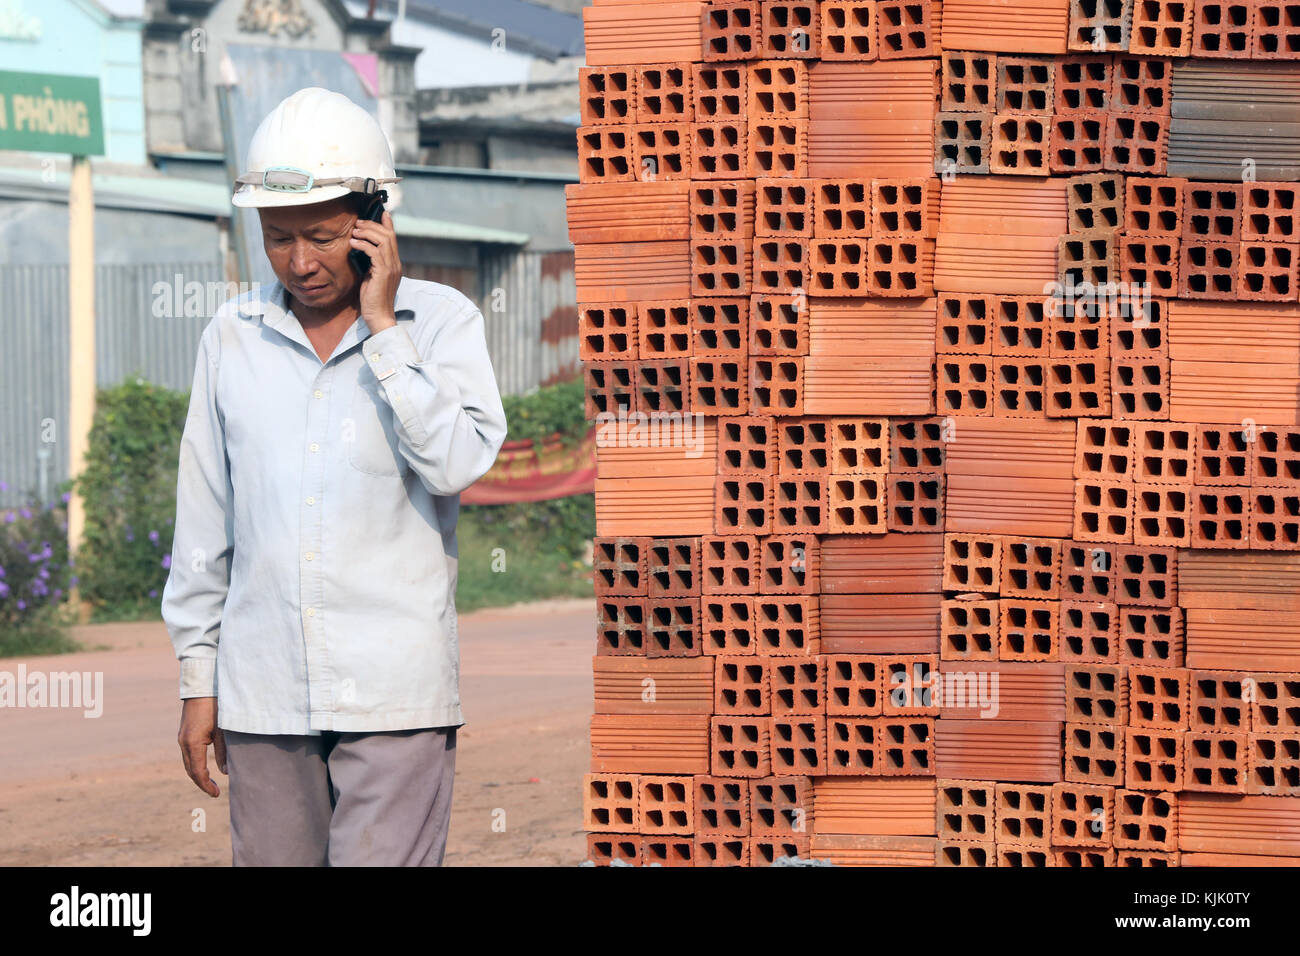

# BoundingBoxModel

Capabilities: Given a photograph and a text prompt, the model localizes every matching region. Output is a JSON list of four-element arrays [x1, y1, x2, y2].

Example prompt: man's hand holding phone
[[350, 200, 403, 335]]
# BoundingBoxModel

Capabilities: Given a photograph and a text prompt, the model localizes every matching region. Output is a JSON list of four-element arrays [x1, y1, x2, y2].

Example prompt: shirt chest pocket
[[345, 379, 405, 477]]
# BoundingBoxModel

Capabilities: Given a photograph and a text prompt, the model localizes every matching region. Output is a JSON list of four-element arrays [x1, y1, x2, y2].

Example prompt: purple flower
[[161, 554, 172, 570], [0, 480, 7, 491], [61, 491, 70, 503], [4, 512, 13, 524], [125, 530, 134, 542], [148, 530, 160, 544], [69, 575, 79, 587], [0, 582, 8, 597], [148, 588, 158, 599], [0, 565, 5, 577], [52, 588, 62, 599], [19, 507, 30, 520], [16, 599, 25, 610], [38, 568, 49, 580]]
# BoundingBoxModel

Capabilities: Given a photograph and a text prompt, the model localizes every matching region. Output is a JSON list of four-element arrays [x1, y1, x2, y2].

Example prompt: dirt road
[[0, 600, 594, 866]]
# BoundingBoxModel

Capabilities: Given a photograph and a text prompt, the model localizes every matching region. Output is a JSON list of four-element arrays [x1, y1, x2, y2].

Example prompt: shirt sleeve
[[359, 302, 508, 496], [160, 321, 235, 699]]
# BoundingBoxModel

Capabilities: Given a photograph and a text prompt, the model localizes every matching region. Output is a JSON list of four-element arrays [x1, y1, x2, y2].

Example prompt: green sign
[[0, 70, 103, 156]]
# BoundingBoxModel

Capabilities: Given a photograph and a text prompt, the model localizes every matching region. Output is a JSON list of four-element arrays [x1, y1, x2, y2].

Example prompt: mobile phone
[[349, 189, 389, 277]]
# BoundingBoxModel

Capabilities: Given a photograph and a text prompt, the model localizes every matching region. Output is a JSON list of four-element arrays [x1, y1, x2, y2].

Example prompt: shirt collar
[[237, 275, 418, 357]]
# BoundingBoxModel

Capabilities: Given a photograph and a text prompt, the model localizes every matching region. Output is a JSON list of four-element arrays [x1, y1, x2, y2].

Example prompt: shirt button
[[310, 442, 319, 452], [314, 389, 323, 399], [306, 608, 316, 617], [306, 496, 315, 505], [305, 552, 314, 561], [370, 353, 381, 362]]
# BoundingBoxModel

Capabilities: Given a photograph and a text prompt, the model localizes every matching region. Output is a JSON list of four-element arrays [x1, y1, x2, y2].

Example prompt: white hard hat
[[231, 87, 402, 209]]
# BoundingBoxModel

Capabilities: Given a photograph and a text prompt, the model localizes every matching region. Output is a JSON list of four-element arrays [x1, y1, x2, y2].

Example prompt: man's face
[[258, 195, 361, 309]]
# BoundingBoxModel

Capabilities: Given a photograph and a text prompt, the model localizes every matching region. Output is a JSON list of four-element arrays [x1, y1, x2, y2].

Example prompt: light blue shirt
[[161, 276, 507, 734]]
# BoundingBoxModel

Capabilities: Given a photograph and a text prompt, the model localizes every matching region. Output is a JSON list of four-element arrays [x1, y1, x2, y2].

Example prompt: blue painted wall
[[0, 0, 146, 165]]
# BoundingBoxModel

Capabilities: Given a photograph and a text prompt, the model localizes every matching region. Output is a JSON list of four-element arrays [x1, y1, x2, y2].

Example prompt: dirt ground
[[0, 599, 594, 866]]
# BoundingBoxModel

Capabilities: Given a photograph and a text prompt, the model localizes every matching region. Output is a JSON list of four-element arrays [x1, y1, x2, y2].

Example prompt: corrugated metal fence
[[480, 248, 580, 395], [0, 261, 222, 510], [0, 252, 578, 509]]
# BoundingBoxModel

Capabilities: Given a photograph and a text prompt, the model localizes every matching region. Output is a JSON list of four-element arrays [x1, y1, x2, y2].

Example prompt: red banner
[[460, 429, 596, 505]]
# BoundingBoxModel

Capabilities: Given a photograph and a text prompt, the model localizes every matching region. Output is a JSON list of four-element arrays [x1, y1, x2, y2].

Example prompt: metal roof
[[366, 0, 584, 58]]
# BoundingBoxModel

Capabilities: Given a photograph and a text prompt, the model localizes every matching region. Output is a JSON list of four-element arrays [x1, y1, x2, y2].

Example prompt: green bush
[[455, 376, 595, 610], [499, 376, 588, 448], [73, 376, 188, 622], [0, 494, 78, 656]]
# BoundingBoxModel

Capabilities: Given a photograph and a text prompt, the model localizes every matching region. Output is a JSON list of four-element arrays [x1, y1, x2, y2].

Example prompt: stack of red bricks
[[572, 0, 1300, 865]]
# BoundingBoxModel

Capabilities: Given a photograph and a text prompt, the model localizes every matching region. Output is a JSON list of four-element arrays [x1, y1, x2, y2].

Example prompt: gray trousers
[[223, 726, 457, 866]]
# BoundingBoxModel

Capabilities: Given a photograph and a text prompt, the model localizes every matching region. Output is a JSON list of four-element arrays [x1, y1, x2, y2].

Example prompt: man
[[161, 87, 508, 866]]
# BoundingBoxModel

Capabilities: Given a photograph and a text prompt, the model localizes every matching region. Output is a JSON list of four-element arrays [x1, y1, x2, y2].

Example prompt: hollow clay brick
[[1251, 0, 1300, 57], [1055, 53, 1114, 110], [999, 598, 1060, 661], [759, 0, 821, 59], [1130, 0, 1196, 54], [584, 773, 640, 832], [1191, 0, 1253, 57], [1110, 54, 1171, 112], [1129, 663, 1191, 729], [646, 597, 702, 657], [937, 780, 997, 842], [695, 775, 751, 835], [648, 536, 702, 598], [694, 63, 749, 121], [1125, 726, 1184, 790], [1183, 730, 1248, 793], [935, 111, 992, 176], [759, 534, 821, 593], [586, 833, 640, 866], [996, 783, 1054, 847], [1051, 781, 1115, 847], [1065, 722, 1126, 785], [875, 0, 939, 58], [595, 536, 652, 597], [715, 655, 772, 715], [750, 775, 813, 835], [1118, 605, 1185, 666], [1067, 662, 1130, 723], [1114, 788, 1177, 851], [1060, 599, 1120, 662], [771, 657, 824, 715], [581, 303, 638, 361], [639, 774, 695, 834], [711, 715, 773, 777], [701, 594, 758, 655], [769, 714, 826, 773], [1073, 478, 1134, 544], [941, 599, 1000, 661], [820, 0, 879, 60], [598, 596, 649, 656], [692, 121, 749, 179], [824, 654, 883, 714], [702, 1, 761, 61], [754, 594, 821, 655]]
